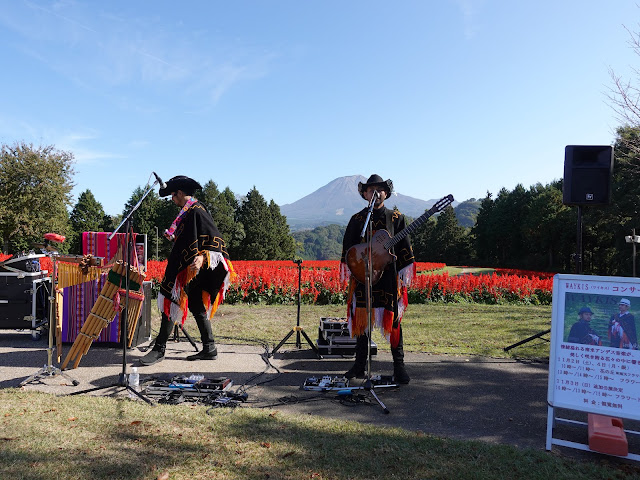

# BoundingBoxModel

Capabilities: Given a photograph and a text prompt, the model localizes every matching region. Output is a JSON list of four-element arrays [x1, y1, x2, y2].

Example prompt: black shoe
[[393, 364, 410, 384], [186, 348, 218, 361], [140, 347, 165, 366], [345, 364, 366, 379]]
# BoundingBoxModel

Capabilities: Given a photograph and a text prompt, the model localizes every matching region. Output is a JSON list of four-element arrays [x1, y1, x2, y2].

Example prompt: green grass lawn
[[2, 303, 637, 480], [1, 389, 638, 480], [189, 303, 552, 360]]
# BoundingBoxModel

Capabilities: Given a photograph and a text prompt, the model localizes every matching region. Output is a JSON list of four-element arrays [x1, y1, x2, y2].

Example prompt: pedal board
[[302, 374, 397, 392], [144, 375, 233, 398], [302, 375, 350, 391]]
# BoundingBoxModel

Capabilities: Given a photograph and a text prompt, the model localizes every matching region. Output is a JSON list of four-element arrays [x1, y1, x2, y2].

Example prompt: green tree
[[121, 187, 167, 262], [411, 216, 437, 262], [235, 187, 271, 260], [268, 200, 296, 260], [293, 224, 346, 260], [0, 142, 74, 253], [431, 206, 469, 265], [471, 192, 499, 265], [579, 126, 640, 276], [199, 182, 244, 257], [235, 187, 295, 260], [68, 190, 106, 254]]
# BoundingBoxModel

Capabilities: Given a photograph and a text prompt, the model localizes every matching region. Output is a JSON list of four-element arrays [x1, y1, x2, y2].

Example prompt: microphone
[[153, 172, 167, 189], [367, 189, 380, 207]]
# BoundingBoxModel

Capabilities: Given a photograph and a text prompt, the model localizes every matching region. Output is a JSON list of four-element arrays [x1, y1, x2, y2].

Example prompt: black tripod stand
[[270, 259, 321, 358], [69, 180, 158, 405], [20, 246, 79, 387]]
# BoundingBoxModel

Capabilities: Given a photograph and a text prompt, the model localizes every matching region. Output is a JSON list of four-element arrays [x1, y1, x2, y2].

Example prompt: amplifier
[[0, 272, 50, 333]]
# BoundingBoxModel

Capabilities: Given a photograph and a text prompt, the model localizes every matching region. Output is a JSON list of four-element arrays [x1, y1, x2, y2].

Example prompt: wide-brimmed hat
[[578, 306, 593, 315], [159, 175, 202, 197], [357, 174, 393, 199]]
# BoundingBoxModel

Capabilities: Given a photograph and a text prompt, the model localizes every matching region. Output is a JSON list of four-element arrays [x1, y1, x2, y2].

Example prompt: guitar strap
[[386, 208, 400, 327]]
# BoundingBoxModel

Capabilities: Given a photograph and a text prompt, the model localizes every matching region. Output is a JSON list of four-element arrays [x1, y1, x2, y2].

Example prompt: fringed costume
[[157, 200, 235, 325], [140, 175, 236, 366], [341, 205, 415, 348]]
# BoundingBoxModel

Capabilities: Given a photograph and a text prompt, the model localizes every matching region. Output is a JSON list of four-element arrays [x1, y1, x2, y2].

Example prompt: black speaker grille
[[563, 145, 613, 206]]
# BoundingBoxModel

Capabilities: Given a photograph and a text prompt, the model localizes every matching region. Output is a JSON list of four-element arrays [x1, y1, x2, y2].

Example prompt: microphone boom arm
[[109, 177, 160, 240]]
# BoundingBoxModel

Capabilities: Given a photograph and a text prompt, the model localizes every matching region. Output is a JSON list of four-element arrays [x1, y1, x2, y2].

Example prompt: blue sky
[[0, 1, 637, 216]]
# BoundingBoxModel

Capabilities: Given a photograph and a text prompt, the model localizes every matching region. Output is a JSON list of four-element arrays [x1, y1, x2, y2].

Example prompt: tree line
[[295, 126, 639, 277], [1, 126, 638, 275], [0, 142, 295, 261], [409, 126, 638, 276]]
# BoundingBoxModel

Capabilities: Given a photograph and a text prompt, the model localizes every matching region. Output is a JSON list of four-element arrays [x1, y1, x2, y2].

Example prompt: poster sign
[[548, 274, 640, 421]]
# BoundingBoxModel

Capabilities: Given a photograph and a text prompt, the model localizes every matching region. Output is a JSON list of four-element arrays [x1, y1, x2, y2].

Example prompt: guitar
[[346, 194, 454, 285]]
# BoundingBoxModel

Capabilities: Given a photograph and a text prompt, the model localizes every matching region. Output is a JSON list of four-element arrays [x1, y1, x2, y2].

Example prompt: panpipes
[[61, 261, 145, 370], [56, 260, 106, 289]]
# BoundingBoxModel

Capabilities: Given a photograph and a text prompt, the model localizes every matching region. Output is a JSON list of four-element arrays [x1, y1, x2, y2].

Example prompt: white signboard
[[548, 274, 640, 421]]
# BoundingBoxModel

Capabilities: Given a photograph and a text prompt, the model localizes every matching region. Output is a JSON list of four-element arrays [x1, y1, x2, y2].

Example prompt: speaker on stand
[[504, 145, 614, 353], [562, 145, 614, 274]]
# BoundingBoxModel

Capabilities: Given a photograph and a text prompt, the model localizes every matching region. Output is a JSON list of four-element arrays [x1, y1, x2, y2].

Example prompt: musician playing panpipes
[[140, 175, 235, 366], [340, 174, 414, 384]]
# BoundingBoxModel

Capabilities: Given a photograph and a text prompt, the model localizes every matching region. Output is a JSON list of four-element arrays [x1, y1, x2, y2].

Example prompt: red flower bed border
[[0, 254, 553, 305]]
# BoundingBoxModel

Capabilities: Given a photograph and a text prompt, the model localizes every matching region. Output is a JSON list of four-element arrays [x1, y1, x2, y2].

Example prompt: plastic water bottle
[[128, 367, 140, 393]]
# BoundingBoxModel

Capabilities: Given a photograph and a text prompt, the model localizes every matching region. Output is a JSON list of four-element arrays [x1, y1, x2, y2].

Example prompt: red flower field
[[0, 254, 553, 305]]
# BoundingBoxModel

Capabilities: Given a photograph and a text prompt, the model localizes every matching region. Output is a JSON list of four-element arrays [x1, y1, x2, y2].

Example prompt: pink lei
[[164, 197, 197, 240]]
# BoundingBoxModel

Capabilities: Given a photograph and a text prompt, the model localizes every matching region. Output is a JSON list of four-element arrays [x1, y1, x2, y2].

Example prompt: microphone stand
[[69, 179, 158, 405], [359, 191, 391, 414], [270, 259, 322, 358]]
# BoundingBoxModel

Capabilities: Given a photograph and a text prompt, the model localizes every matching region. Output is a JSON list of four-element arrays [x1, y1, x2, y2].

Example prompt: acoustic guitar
[[346, 194, 454, 285]]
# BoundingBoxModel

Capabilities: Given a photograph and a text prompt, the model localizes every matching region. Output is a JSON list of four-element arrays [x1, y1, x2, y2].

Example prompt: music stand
[[270, 259, 321, 358], [20, 244, 79, 387], [69, 181, 157, 405], [358, 191, 393, 414]]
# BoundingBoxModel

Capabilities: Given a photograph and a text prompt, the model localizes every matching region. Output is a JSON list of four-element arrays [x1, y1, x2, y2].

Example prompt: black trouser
[[354, 325, 404, 365], [155, 275, 215, 350]]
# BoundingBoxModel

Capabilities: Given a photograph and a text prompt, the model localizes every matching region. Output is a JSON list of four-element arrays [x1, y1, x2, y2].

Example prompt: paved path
[[1, 331, 638, 456]]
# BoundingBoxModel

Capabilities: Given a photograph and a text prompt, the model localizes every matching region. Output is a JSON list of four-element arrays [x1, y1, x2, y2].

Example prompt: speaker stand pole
[[576, 205, 583, 275]]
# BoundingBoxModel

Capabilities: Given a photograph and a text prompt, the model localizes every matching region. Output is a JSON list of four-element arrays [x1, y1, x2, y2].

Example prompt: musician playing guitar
[[340, 174, 415, 384]]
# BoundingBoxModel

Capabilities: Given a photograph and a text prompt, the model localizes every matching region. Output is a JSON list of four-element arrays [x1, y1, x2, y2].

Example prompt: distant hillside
[[292, 199, 478, 260], [293, 224, 346, 260], [281, 175, 455, 231], [455, 198, 481, 228]]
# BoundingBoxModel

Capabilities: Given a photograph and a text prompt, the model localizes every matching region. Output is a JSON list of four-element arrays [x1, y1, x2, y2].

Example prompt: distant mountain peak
[[281, 175, 451, 231]]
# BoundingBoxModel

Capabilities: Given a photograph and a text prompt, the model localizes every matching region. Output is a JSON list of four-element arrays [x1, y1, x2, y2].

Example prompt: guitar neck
[[383, 194, 454, 249]]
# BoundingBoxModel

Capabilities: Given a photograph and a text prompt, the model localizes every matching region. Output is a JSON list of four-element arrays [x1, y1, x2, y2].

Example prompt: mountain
[[281, 175, 454, 231]]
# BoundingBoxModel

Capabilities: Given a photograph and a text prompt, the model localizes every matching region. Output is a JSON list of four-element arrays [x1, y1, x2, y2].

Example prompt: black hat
[[159, 175, 202, 197], [578, 306, 593, 315], [357, 174, 393, 200]]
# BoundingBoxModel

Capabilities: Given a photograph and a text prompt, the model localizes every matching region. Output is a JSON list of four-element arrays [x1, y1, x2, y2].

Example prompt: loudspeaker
[[563, 145, 614, 206]]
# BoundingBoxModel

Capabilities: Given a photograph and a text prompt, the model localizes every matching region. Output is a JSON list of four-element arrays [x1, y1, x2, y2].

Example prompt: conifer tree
[[69, 190, 106, 254]]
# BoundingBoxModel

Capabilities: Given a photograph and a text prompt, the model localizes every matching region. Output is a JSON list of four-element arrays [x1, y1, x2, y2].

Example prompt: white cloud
[[453, 0, 483, 39], [4, 2, 278, 108]]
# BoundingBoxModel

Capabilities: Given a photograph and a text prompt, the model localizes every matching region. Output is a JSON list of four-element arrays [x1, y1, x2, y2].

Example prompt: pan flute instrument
[[61, 261, 145, 370]]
